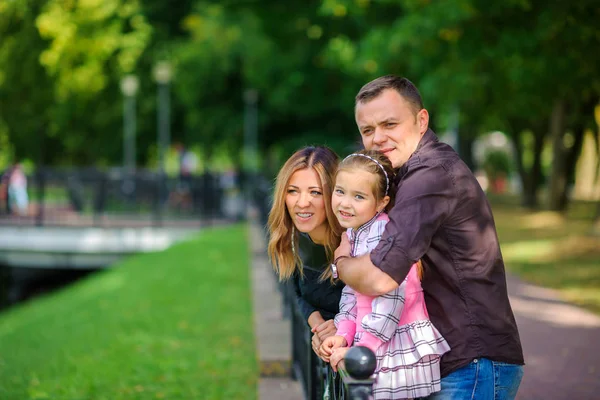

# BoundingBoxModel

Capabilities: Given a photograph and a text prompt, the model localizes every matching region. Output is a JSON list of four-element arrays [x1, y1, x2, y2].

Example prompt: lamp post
[[243, 88, 258, 217], [119, 75, 139, 175], [153, 61, 172, 174], [152, 61, 172, 226]]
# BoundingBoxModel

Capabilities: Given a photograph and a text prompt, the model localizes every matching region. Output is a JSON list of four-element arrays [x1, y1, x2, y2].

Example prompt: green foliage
[[0, 0, 54, 163], [36, 0, 151, 99], [0, 0, 598, 189], [0, 225, 257, 399], [0, 0, 153, 165], [483, 150, 512, 180]]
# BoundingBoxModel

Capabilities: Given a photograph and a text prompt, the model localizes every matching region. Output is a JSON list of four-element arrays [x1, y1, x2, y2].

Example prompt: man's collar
[[396, 128, 438, 180], [416, 128, 438, 152]]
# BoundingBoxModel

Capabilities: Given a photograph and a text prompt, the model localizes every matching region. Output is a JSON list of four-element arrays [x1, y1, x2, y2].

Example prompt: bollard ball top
[[345, 346, 377, 380]]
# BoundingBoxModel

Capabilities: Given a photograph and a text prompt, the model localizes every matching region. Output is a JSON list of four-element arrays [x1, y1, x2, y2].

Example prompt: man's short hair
[[355, 75, 424, 115]]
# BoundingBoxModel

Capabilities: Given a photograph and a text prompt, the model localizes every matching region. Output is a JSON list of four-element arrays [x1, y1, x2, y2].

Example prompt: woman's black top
[[293, 233, 344, 322]]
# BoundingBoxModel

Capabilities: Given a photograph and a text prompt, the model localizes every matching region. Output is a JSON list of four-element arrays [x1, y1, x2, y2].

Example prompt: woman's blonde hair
[[267, 146, 342, 281]]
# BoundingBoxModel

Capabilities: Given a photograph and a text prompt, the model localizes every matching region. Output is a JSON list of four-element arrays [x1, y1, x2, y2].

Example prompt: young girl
[[320, 150, 450, 399]]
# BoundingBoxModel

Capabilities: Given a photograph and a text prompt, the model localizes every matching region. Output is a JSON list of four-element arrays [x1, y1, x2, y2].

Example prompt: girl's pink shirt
[[334, 213, 429, 354], [339, 264, 425, 353]]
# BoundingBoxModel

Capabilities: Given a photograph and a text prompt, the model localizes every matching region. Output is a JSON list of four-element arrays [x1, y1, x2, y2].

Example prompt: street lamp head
[[120, 75, 139, 97], [153, 61, 173, 84]]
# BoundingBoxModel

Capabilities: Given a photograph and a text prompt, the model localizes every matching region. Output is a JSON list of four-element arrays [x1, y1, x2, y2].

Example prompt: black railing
[[0, 167, 246, 228], [255, 186, 376, 400], [281, 278, 376, 400]]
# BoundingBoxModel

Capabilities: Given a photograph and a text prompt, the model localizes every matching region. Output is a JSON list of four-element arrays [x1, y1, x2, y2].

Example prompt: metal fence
[[241, 182, 377, 399], [280, 279, 377, 400], [0, 167, 247, 228], [252, 187, 376, 400]]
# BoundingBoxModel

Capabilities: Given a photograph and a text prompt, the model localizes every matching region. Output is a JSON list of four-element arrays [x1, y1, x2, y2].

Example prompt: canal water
[[0, 265, 99, 311]]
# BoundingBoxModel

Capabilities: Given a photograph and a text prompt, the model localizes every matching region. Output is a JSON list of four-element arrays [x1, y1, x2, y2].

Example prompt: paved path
[[249, 220, 303, 400], [249, 216, 600, 400], [507, 275, 600, 400]]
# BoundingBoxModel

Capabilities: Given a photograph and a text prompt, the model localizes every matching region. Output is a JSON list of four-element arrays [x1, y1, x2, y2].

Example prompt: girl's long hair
[[267, 146, 342, 281]]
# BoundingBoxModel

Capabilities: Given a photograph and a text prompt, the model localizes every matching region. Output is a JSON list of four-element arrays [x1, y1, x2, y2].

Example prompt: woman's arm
[[307, 311, 325, 329], [293, 272, 318, 323]]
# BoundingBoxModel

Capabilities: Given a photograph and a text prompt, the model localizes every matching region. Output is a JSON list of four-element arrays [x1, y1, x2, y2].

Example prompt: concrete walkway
[[507, 275, 600, 400], [249, 216, 600, 399], [249, 220, 303, 400]]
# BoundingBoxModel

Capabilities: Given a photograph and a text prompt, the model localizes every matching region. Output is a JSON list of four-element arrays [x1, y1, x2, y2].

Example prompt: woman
[[267, 145, 344, 354]]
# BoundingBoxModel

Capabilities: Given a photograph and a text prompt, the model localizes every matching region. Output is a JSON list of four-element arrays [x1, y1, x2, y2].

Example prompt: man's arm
[[336, 163, 457, 293], [336, 253, 399, 296], [333, 224, 399, 296]]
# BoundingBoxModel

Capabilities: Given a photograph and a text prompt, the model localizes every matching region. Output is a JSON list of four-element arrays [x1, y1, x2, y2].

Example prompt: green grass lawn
[[0, 224, 257, 400], [491, 196, 600, 315]]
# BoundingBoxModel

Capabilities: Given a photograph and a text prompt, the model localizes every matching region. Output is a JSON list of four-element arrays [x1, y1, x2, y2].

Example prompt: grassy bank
[[0, 224, 257, 400], [492, 196, 600, 315]]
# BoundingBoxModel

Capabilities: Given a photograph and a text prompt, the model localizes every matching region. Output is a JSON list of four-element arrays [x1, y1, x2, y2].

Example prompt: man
[[333, 75, 524, 399]]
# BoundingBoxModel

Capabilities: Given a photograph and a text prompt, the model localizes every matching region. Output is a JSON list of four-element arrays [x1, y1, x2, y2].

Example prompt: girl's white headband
[[342, 153, 390, 196]]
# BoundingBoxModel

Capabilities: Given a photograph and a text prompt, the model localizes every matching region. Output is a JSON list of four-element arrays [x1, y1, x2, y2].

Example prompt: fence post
[[35, 168, 45, 227], [339, 346, 377, 400]]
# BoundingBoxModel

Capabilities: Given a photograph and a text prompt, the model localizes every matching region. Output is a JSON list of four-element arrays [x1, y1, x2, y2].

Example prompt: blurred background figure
[[6, 162, 29, 216], [170, 143, 198, 211]]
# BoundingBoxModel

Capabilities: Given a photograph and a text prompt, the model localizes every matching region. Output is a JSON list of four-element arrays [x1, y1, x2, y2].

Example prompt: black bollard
[[339, 346, 377, 399], [345, 346, 377, 380]]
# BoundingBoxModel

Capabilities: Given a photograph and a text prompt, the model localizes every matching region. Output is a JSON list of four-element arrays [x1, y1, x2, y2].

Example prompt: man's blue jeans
[[423, 358, 524, 400]]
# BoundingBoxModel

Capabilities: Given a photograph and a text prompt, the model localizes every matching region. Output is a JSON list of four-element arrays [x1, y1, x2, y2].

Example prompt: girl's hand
[[311, 319, 337, 342], [318, 335, 347, 362], [330, 347, 350, 372]]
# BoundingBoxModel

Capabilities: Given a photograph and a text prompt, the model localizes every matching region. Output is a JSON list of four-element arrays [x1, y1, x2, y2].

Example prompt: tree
[[0, 0, 55, 164], [0, 0, 153, 165]]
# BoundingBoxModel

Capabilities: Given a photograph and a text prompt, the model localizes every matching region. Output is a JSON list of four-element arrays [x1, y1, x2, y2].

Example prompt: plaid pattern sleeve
[[360, 285, 405, 343], [334, 285, 357, 345], [357, 217, 406, 344], [364, 218, 388, 253]]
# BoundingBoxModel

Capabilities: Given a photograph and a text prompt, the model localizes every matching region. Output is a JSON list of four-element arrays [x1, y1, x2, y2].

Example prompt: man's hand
[[329, 346, 350, 372], [334, 233, 351, 260], [318, 335, 347, 363]]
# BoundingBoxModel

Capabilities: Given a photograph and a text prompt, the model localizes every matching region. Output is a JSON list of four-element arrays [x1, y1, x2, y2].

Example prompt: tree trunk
[[554, 97, 598, 211], [510, 130, 527, 200], [508, 118, 545, 209], [547, 100, 568, 211], [458, 132, 476, 172], [557, 125, 586, 211]]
